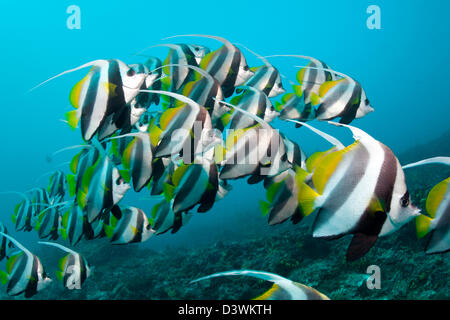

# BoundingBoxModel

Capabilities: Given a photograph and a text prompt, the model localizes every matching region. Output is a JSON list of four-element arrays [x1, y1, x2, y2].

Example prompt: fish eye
[[116, 177, 124, 185], [194, 47, 199, 51], [243, 66, 249, 71], [400, 192, 410, 207], [365, 99, 370, 105], [127, 68, 136, 77]]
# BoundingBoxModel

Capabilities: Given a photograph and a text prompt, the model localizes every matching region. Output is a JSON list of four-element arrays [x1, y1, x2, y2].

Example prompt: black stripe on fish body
[[338, 84, 362, 124], [268, 176, 299, 225], [207, 47, 229, 81], [221, 50, 241, 98], [7, 253, 28, 295], [262, 68, 279, 96], [105, 60, 126, 117], [68, 205, 85, 246], [132, 209, 145, 243], [80, 66, 102, 141], [15, 200, 32, 231], [131, 137, 153, 192], [23, 255, 40, 298], [79, 256, 89, 285], [197, 162, 219, 213], [171, 212, 185, 234], [173, 165, 205, 212], [312, 143, 370, 237]]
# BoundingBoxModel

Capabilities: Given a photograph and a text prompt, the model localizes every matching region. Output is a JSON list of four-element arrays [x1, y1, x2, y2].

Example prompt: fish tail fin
[[416, 214, 434, 239]]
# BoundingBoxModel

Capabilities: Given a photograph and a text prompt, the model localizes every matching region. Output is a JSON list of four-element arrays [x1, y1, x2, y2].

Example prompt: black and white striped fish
[[299, 66, 374, 124], [226, 86, 279, 130], [76, 142, 130, 223], [150, 199, 192, 235], [293, 121, 420, 261], [47, 170, 66, 202], [39, 241, 92, 290], [12, 196, 35, 232], [402, 157, 450, 254], [104, 206, 154, 244], [0, 223, 13, 261], [277, 89, 316, 125], [34, 202, 66, 240], [191, 270, 329, 300], [218, 100, 290, 180], [59, 201, 86, 246], [0, 233, 52, 298], [164, 35, 254, 97]]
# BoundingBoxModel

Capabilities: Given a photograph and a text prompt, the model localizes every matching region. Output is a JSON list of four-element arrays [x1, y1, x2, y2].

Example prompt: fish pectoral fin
[[346, 233, 378, 262], [104, 223, 114, 239], [259, 200, 271, 217]]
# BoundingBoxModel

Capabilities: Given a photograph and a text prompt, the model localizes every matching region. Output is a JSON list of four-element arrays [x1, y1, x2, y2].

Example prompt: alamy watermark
[[366, 265, 381, 289], [367, 5, 381, 30], [66, 5, 81, 30]]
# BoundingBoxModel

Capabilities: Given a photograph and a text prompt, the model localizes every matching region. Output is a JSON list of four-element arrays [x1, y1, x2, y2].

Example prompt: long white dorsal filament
[[402, 157, 450, 169]]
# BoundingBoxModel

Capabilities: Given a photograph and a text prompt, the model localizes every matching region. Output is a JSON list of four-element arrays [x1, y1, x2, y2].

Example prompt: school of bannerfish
[[0, 34, 448, 299]]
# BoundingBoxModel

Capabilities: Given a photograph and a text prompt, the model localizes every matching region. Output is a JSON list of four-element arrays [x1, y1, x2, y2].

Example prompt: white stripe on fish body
[[85, 156, 112, 222], [112, 166, 130, 206], [235, 51, 254, 87], [315, 79, 355, 120], [118, 60, 147, 103], [426, 189, 450, 253], [112, 207, 153, 244], [313, 140, 385, 237]]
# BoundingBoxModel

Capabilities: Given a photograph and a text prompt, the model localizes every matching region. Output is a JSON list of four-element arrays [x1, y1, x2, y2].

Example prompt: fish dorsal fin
[[69, 72, 90, 109], [306, 148, 334, 173], [319, 79, 345, 97], [58, 254, 70, 272], [312, 142, 357, 194], [200, 50, 216, 70], [181, 81, 197, 97], [426, 177, 450, 218], [70, 152, 82, 174], [327, 121, 374, 143], [234, 43, 271, 68], [172, 164, 191, 187], [149, 120, 163, 147], [159, 106, 184, 131], [122, 138, 137, 170]]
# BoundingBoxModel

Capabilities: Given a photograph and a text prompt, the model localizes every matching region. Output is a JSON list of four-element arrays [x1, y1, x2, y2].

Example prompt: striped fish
[[191, 270, 329, 300], [0, 233, 52, 298], [76, 146, 130, 223], [294, 121, 420, 261], [227, 87, 279, 130], [150, 199, 192, 235], [12, 196, 35, 232], [164, 157, 219, 214], [64, 59, 147, 141], [277, 88, 316, 125], [0, 223, 13, 261], [150, 157, 178, 196], [219, 100, 290, 180], [296, 66, 374, 124], [34, 202, 66, 240], [47, 170, 66, 202], [402, 157, 450, 254], [264, 55, 335, 105], [236, 44, 285, 98], [67, 146, 100, 198], [164, 35, 254, 97], [104, 206, 154, 244], [59, 202, 86, 246], [39, 241, 92, 290]]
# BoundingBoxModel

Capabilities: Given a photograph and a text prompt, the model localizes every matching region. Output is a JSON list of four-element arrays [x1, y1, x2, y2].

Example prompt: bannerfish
[[103, 206, 155, 244], [150, 199, 192, 234], [163, 156, 219, 214], [295, 65, 374, 124], [139, 90, 216, 159], [226, 86, 279, 131], [191, 270, 329, 300], [39, 241, 92, 290], [402, 157, 450, 254], [47, 170, 66, 202], [150, 157, 179, 196], [277, 86, 316, 125], [34, 202, 69, 240], [291, 120, 420, 261], [59, 201, 86, 246], [76, 140, 130, 223], [0, 223, 13, 261], [67, 146, 100, 198], [30, 59, 147, 141], [12, 195, 35, 232], [264, 54, 335, 106], [0, 233, 52, 298], [235, 44, 285, 98], [163, 35, 254, 97], [218, 100, 290, 180]]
